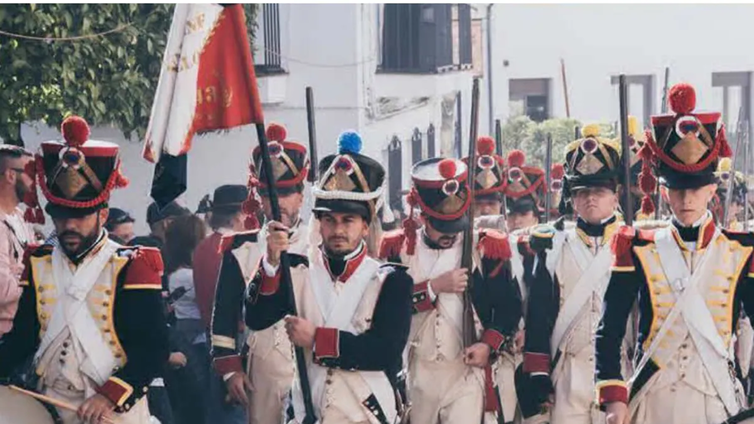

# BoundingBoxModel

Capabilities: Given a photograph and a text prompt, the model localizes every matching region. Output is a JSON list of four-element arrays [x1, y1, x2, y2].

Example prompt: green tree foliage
[[0, 4, 257, 146], [500, 115, 623, 168]]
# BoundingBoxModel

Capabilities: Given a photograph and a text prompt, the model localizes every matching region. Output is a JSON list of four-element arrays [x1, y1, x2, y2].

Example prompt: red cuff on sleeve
[[213, 355, 243, 376], [481, 329, 506, 353], [314, 327, 340, 359], [522, 352, 550, 374], [597, 380, 629, 405], [259, 261, 281, 295], [412, 281, 434, 313], [97, 377, 134, 407]]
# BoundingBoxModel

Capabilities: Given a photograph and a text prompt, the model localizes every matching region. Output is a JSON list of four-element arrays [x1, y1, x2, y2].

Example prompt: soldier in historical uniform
[[0, 116, 169, 424], [503, 150, 547, 232], [462, 136, 525, 424], [713, 157, 748, 230], [211, 123, 310, 424], [237, 132, 413, 424], [595, 83, 754, 424], [518, 123, 623, 424], [378, 155, 522, 424], [468, 136, 507, 220]]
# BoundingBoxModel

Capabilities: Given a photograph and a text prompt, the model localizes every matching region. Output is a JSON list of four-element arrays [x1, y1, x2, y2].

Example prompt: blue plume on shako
[[337, 131, 363, 155]]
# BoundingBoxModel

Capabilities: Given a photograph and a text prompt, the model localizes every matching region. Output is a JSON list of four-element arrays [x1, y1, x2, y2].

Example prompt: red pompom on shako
[[507, 150, 526, 168], [61, 115, 90, 148], [477, 136, 495, 156], [668, 83, 696, 115], [266, 123, 287, 142], [438, 158, 457, 180]]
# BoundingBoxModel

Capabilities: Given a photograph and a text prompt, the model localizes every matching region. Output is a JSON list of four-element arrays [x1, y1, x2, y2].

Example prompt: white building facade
[[19, 4, 487, 234]]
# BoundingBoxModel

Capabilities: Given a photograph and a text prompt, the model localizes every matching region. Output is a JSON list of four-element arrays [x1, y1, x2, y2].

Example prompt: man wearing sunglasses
[[0, 145, 35, 338]]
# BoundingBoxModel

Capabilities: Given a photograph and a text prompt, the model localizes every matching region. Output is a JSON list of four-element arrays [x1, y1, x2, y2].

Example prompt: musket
[[495, 118, 507, 219], [724, 108, 746, 228], [714, 406, 754, 424], [618, 75, 634, 226], [544, 133, 553, 222], [254, 123, 317, 424], [462, 78, 481, 350], [306, 87, 318, 183]]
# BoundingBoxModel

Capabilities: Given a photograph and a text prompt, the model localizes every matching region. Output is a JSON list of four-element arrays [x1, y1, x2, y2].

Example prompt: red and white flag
[[142, 4, 264, 163]]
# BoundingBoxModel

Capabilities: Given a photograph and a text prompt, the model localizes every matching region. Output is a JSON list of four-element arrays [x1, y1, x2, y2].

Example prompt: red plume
[[438, 159, 457, 180], [551, 163, 564, 180], [668, 83, 696, 115], [717, 125, 733, 158], [507, 150, 526, 168], [61, 115, 90, 148], [477, 136, 495, 156], [266, 123, 287, 142]]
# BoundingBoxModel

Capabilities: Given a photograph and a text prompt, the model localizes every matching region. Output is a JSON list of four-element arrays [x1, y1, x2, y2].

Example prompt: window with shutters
[[380, 4, 472, 74], [509, 78, 551, 123], [412, 128, 423, 164], [254, 4, 284, 75], [427, 124, 436, 158]]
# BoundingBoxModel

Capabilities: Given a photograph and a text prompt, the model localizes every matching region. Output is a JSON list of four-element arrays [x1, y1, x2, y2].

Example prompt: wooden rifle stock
[[462, 78, 481, 348]]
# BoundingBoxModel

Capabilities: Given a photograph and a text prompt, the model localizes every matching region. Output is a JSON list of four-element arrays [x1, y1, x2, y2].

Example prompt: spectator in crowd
[[163, 214, 209, 424], [192, 184, 248, 424], [196, 193, 213, 233], [0, 145, 34, 338], [105, 207, 136, 244], [129, 201, 189, 424], [132, 200, 191, 249], [192, 185, 248, 329]]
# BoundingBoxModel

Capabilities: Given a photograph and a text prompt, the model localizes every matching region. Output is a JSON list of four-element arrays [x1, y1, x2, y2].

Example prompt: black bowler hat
[[211, 185, 248, 212]]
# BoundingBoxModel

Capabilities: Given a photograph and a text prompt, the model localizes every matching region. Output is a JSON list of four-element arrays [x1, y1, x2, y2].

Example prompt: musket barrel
[[618, 75, 633, 226]]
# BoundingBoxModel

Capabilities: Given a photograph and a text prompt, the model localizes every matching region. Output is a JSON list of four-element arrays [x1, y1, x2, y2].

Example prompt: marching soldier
[[713, 157, 748, 230], [379, 155, 523, 424], [713, 157, 754, 383], [469, 136, 508, 220], [243, 131, 413, 424], [464, 136, 522, 424], [503, 150, 546, 232], [211, 123, 310, 424], [0, 116, 169, 423], [519, 124, 623, 424], [595, 83, 753, 424]]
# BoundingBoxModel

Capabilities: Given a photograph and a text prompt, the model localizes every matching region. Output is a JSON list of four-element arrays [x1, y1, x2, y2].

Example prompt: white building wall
[[16, 3, 478, 235], [491, 4, 754, 128]]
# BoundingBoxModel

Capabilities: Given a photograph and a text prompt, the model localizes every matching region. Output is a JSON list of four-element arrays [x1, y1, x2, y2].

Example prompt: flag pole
[[254, 123, 317, 424]]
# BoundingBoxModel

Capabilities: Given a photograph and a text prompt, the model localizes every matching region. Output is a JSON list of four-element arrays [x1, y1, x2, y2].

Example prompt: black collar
[[322, 241, 364, 281], [672, 220, 700, 243], [576, 215, 617, 237]]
